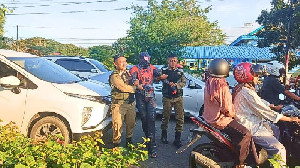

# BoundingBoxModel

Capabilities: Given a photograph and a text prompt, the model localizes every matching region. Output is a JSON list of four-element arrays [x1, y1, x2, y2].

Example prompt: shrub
[[0, 121, 148, 168]]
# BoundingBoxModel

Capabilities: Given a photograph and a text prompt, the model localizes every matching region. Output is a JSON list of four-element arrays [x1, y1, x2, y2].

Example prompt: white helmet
[[266, 60, 285, 77]]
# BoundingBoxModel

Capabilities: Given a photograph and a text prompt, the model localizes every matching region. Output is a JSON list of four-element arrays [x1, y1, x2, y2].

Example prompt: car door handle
[[183, 95, 192, 98]]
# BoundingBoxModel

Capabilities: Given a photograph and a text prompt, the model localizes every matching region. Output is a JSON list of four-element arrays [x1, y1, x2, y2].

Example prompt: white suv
[[0, 49, 111, 143]]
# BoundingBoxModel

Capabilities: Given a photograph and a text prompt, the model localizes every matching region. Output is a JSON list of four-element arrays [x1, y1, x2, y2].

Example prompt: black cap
[[114, 54, 124, 62], [168, 53, 177, 58]]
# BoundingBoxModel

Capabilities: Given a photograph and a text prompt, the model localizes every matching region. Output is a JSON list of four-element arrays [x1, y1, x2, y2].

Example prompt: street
[[101, 114, 207, 168]]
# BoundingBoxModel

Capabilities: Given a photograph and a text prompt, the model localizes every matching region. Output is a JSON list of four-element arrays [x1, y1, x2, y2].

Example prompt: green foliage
[[11, 37, 89, 57], [88, 45, 116, 70], [268, 154, 286, 168], [0, 121, 148, 168], [256, 0, 300, 69], [0, 3, 13, 48], [0, 4, 13, 37], [115, 0, 225, 65]]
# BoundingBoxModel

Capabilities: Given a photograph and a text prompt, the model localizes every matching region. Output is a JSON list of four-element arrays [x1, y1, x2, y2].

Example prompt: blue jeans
[[135, 93, 156, 152]]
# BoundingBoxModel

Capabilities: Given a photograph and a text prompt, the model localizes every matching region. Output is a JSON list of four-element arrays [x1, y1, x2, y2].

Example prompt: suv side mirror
[[0, 76, 21, 94], [188, 80, 196, 88], [0, 76, 20, 87], [91, 69, 99, 73]]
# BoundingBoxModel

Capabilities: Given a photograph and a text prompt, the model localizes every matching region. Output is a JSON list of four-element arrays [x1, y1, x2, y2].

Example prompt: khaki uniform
[[109, 69, 136, 144], [161, 96, 185, 132]]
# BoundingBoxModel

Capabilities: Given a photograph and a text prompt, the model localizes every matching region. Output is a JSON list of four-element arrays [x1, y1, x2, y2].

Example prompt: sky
[[2, 0, 272, 48]]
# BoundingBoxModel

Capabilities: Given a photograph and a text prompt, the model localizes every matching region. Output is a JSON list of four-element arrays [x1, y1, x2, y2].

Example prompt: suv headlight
[[65, 93, 111, 105]]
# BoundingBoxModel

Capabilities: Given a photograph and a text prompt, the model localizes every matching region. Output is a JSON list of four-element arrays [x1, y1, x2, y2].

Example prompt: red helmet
[[234, 62, 264, 83]]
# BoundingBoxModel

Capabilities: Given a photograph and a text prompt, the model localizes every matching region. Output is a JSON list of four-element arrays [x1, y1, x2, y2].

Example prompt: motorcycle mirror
[[279, 94, 285, 101]]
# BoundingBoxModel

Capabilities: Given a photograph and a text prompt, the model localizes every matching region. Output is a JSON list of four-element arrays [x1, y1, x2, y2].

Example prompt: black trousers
[[135, 93, 156, 152]]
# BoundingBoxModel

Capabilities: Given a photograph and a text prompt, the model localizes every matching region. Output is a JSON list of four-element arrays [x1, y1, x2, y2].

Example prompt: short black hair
[[114, 54, 124, 62], [168, 53, 177, 58]]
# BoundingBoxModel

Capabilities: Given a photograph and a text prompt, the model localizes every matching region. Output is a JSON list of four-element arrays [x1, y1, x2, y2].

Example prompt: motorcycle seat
[[198, 116, 232, 143]]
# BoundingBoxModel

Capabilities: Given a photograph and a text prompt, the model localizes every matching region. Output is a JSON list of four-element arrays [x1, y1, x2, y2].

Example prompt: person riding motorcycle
[[202, 58, 252, 168], [261, 60, 300, 107], [232, 62, 300, 166]]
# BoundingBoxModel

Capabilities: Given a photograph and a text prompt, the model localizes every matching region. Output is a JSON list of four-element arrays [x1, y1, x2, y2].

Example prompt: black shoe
[[153, 142, 157, 148], [113, 143, 119, 148], [126, 137, 132, 147], [173, 131, 182, 148], [150, 151, 158, 158], [161, 130, 168, 144]]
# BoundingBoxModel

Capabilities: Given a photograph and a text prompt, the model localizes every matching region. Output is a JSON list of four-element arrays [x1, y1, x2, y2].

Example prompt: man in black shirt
[[261, 61, 300, 106], [160, 53, 186, 148]]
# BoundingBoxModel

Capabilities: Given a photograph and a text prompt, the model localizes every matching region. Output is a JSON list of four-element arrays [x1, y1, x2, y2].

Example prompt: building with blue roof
[[182, 26, 276, 69]]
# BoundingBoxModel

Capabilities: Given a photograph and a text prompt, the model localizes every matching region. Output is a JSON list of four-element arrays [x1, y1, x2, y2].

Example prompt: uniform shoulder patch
[[178, 69, 184, 72]]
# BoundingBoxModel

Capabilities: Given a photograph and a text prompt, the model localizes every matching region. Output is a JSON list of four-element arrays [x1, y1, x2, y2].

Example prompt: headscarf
[[206, 77, 228, 101]]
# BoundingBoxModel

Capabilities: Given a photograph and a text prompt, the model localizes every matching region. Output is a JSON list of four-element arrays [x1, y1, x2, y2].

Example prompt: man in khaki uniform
[[109, 54, 143, 148]]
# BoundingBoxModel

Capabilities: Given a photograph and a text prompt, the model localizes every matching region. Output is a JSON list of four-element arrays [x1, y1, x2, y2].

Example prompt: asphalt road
[[102, 114, 209, 168]]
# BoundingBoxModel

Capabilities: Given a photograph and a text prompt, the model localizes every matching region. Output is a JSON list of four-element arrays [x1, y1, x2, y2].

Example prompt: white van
[[0, 49, 111, 143]]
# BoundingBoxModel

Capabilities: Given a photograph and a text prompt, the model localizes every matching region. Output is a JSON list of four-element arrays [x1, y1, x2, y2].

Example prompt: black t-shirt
[[261, 75, 285, 105]]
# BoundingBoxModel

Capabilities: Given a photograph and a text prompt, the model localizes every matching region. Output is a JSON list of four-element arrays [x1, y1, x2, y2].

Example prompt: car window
[[89, 59, 108, 72], [55, 59, 95, 72], [8, 57, 81, 84], [0, 61, 17, 78]]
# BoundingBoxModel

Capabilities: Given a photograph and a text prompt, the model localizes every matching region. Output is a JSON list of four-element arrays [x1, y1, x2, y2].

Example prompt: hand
[[169, 82, 176, 87], [270, 104, 283, 111], [137, 84, 143, 91], [290, 117, 299, 123], [160, 74, 168, 80], [133, 79, 139, 86]]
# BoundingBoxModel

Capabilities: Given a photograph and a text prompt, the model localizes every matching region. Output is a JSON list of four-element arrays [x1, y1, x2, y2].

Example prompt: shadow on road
[[101, 114, 208, 168]]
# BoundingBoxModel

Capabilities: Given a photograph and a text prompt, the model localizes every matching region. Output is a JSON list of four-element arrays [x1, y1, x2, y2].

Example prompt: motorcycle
[[277, 95, 300, 168], [176, 115, 269, 168], [178, 104, 300, 168]]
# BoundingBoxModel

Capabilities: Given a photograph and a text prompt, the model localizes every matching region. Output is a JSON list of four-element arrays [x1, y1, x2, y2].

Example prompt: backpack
[[130, 64, 156, 97]]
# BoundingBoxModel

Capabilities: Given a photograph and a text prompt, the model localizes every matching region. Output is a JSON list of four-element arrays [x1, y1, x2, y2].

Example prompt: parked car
[[44, 55, 109, 79], [92, 65, 205, 116], [0, 49, 111, 143]]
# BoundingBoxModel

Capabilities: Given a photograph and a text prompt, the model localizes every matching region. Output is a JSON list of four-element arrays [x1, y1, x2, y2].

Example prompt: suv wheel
[[30, 116, 71, 144]]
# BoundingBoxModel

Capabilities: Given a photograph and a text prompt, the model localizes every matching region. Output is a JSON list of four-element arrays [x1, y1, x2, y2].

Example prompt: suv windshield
[[89, 59, 108, 72], [8, 57, 81, 84]]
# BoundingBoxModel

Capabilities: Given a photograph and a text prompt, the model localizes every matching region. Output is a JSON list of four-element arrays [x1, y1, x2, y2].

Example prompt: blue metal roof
[[229, 26, 264, 46], [183, 46, 276, 60]]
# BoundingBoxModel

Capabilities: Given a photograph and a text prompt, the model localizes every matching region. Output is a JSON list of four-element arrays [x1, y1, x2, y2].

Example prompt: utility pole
[[16, 25, 19, 51], [284, 0, 296, 85]]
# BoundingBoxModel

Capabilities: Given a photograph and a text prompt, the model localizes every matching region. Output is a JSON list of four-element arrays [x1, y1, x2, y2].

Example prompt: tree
[[89, 45, 116, 70], [115, 0, 225, 65], [12, 37, 88, 56], [256, 0, 300, 69], [0, 4, 13, 49]]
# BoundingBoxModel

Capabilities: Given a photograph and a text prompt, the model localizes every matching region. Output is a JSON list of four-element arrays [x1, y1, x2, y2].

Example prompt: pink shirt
[[202, 77, 234, 129]]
